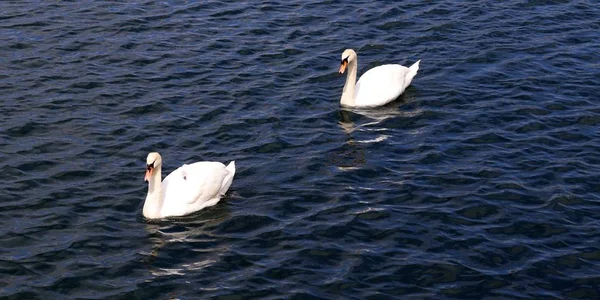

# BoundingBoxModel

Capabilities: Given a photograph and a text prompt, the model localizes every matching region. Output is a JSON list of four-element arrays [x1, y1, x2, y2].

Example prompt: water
[[1, 0, 599, 298]]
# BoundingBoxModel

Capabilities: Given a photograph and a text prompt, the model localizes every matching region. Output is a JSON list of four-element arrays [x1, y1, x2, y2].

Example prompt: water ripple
[[1, 0, 600, 299]]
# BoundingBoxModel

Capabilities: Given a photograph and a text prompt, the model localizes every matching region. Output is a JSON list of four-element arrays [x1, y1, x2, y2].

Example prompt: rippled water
[[1, 0, 600, 299]]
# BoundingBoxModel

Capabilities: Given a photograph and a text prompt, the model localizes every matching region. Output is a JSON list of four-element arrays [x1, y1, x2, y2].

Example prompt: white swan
[[338, 49, 420, 107], [143, 152, 235, 219]]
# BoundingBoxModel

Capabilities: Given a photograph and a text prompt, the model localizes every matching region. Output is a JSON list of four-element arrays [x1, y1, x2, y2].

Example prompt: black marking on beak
[[147, 161, 155, 170], [340, 57, 349, 65]]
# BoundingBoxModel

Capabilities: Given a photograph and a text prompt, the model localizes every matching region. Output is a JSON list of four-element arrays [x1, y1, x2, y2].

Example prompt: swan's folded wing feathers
[[162, 166, 197, 206], [180, 162, 228, 205], [355, 64, 410, 107], [159, 162, 231, 217], [180, 165, 188, 180]]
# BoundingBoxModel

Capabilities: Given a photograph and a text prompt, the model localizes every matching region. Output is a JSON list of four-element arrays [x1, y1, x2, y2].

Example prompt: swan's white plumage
[[339, 49, 420, 107], [160, 161, 235, 217], [143, 152, 235, 219]]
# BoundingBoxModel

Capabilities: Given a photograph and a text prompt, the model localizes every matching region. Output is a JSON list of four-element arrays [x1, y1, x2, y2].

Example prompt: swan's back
[[160, 161, 235, 217], [354, 61, 420, 107]]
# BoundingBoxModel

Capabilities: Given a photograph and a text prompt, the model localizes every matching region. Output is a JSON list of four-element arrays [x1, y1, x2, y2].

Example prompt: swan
[[143, 152, 235, 219], [338, 49, 420, 107]]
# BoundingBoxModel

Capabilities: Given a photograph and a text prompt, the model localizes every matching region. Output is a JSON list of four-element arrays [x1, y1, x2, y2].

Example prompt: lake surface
[[1, 0, 600, 299]]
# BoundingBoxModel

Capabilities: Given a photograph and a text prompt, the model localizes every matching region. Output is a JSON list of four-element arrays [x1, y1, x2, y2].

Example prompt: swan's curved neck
[[340, 58, 358, 107], [144, 167, 163, 219]]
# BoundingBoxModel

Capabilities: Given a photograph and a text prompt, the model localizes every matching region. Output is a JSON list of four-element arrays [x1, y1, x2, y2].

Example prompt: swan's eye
[[147, 162, 154, 170], [341, 57, 349, 65]]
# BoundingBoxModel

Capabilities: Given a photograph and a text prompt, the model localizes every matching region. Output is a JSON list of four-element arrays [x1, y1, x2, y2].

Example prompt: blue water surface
[[1, 1, 600, 299]]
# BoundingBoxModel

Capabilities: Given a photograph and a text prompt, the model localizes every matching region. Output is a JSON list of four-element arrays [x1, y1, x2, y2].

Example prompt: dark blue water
[[1, 1, 600, 299]]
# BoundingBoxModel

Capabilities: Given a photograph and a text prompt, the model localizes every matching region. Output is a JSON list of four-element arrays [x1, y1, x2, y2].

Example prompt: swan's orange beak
[[144, 166, 154, 182], [339, 60, 348, 74]]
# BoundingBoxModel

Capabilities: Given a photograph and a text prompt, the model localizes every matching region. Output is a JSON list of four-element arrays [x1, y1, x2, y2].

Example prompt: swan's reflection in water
[[142, 202, 231, 277], [339, 99, 421, 134], [335, 97, 422, 171]]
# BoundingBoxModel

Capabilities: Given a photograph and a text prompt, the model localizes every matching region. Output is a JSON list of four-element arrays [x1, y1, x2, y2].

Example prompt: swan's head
[[144, 152, 162, 182], [339, 49, 357, 74]]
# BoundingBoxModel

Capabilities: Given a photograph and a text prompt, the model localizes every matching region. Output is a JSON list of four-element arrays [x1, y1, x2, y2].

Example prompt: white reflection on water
[[338, 97, 422, 140], [142, 204, 232, 277], [335, 98, 422, 171]]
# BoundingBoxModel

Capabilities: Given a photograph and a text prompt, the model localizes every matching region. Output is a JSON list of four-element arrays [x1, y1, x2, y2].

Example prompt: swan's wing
[[354, 64, 411, 107], [160, 161, 231, 217]]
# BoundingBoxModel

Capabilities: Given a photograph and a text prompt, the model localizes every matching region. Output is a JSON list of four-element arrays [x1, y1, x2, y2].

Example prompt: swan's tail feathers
[[226, 161, 236, 177], [219, 161, 236, 195], [404, 60, 420, 89]]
